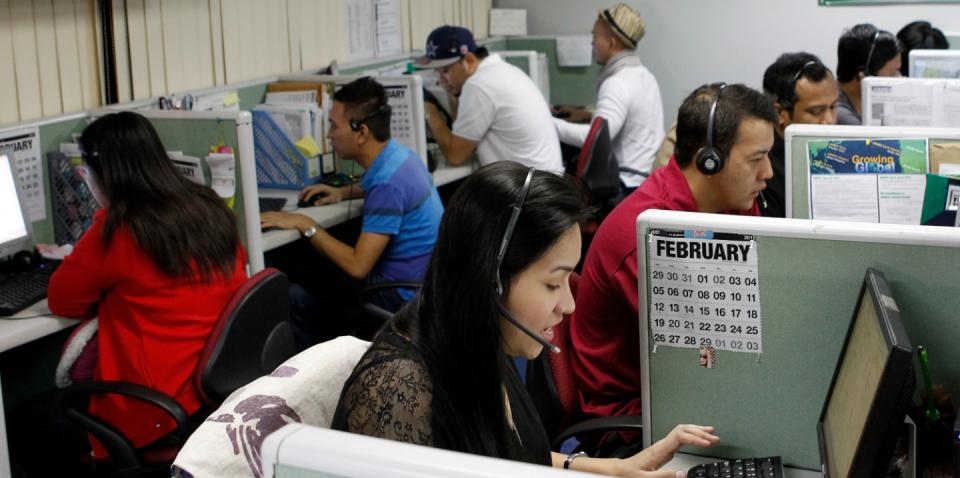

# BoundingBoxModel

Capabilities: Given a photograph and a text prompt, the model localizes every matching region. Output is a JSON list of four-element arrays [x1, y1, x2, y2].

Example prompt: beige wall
[[0, 0, 492, 127]]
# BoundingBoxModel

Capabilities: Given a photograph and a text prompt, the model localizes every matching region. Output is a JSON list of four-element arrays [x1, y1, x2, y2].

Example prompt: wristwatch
[[302, 224, 319, 239]]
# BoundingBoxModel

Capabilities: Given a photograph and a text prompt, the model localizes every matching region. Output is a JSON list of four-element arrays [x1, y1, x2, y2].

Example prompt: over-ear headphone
[[349, 104, 391, 131], [696, 83, 728, 175]]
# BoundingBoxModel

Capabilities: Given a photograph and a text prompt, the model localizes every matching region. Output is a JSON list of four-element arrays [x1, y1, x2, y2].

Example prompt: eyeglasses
[[862, 30, 882, 76], [494, 167, 535, 297]]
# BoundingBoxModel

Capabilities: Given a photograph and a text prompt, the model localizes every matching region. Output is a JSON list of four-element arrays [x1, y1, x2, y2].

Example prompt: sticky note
[[223, 92, 240, 106], [295, 136, 322, 157]]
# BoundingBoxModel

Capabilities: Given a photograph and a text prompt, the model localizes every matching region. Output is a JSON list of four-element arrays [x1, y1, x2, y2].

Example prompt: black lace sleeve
[[337, 354, 434, 446]]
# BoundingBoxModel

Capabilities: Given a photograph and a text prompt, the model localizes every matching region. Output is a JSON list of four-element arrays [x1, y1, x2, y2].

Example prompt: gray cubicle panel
[[948, 31, 960, 50], [92, 110, 265, 273], [277, 73, 428, 170], [785, 123, 960, 219], [0, 113, 91, 244], [637, 210, 960, 470], [500, 36, 602, 106]]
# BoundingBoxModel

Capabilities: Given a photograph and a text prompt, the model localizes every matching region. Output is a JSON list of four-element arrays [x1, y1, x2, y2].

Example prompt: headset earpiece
[[696, 146, 723, 175], [349, 103, 391, 132], [696, 83, 727, 175]]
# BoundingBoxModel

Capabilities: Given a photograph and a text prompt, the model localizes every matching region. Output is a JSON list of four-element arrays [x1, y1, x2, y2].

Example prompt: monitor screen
[[0, 154, 30, 257], [819, 268, 915, 478]]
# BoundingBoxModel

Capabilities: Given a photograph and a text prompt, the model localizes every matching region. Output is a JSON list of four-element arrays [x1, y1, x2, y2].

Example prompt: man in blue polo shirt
[[261, 77, 443, 345]]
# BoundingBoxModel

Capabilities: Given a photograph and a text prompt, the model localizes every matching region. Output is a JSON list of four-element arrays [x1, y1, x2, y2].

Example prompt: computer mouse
[[297, 192, 324, 208]]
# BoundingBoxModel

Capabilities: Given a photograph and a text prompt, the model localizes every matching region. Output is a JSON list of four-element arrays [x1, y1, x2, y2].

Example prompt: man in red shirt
[[569, 83, 777, 454]]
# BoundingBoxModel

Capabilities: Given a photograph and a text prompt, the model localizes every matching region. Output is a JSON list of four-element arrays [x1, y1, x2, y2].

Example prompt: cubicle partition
[[637, 210, 960, 469], [862, 77, 960, 127], [785, 124, 960, 220], [128, 110, 263, 273], [500, 36, 602, 106]]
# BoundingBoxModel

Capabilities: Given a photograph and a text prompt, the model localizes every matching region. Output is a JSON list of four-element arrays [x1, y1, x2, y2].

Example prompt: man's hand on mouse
[[260, 211, 316, 234], [300, 183, 346, 206]]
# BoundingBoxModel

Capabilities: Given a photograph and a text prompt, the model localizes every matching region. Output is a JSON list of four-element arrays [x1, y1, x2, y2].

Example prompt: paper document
[[206, 153, 237, 202], [489, 9, 527, 36], [647, 229, 763, 354], [375, 0, 402, 56], [0, 126, 45, 221], [169, 153, 205, 185], [866, 80, 960, 127], [808, 138, 929, 224], [556, 35, 593, 67], [347, 0, 376, 60]]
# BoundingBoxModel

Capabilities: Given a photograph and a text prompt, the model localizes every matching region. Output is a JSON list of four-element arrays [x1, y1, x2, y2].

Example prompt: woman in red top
[[47, 111, 248, 458]]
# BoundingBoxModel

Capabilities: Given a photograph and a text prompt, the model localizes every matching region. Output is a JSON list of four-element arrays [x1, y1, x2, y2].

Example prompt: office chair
[[574, 116, 620, 207], [60, 268, 297, 477], [525, 273, 644, 455], [358, 281, 422, 325]]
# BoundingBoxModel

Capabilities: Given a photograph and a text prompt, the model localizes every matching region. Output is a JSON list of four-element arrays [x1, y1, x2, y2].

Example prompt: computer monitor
[[908, 49, 960, 78], [818, 268, 916, 478], [0, 154, 31, 258]]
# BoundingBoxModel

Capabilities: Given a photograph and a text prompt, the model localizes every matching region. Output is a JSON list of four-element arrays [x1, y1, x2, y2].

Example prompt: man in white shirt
[[554, 3, 664, 194], [417, 26, 563, 174]]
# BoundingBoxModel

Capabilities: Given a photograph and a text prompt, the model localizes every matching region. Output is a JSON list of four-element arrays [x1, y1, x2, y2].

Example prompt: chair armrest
[[60, 381, 190, 468], [360, 281, 422, 299], [551, 415, 644, 451]]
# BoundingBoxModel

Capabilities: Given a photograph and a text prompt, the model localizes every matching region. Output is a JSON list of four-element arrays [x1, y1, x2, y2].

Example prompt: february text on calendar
[[647, 229, 763, 354]]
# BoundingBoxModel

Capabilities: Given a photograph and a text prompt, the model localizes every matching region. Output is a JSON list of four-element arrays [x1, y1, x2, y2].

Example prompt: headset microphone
[[496, 300, 561, 354]]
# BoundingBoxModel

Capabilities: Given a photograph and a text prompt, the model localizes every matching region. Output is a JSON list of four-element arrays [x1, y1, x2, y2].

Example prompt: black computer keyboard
[[0, 271, 51, 316], [689, 456, 784, 478]]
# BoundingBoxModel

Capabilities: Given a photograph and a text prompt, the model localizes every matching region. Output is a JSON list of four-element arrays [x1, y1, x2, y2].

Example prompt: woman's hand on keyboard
[[617, 424, 719, 477]]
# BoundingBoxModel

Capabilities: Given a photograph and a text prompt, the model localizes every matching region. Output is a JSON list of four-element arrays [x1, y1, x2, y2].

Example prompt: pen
[[918, 345, 940, 423]]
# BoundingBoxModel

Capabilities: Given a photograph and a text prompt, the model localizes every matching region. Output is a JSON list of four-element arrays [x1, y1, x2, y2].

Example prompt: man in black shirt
[[761, 52, 840, 218]]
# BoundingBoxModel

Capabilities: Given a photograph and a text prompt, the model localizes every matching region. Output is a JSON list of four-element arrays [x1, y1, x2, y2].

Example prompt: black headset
[[861, 30, 882, 76], [349, 103, 391, 132], [696, 83, 728, 175], [779, 60, 821, 111]]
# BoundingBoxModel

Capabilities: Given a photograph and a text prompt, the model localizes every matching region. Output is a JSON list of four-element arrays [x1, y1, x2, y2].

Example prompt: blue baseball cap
[[415, 25, 477, 69]]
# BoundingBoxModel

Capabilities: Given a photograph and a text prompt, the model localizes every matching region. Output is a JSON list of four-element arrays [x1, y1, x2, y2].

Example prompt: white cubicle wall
[[262, 424, 598, 478], [862, 77, 960, 128]]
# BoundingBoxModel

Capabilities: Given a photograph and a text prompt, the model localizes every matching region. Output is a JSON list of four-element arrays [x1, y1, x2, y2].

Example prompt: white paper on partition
[[877, 174, 926, 224], [0, 126, 44, 222], [347, 0, 376, 61], [935, 82, 960, 127], [169, 153, 205, 186], [867, 82, 934, 126], [939, 163, 960, 176], [489, 8, 527, 36], [375, 0, 402, 56], [556, 35, 593, 67], [810, 174, 879, 222], [206, 153, 237, 200]]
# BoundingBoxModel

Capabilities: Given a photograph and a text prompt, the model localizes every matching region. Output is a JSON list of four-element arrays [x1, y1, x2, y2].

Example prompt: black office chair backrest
[[576, 117, 620, 203], [196, 267, 297, 405]]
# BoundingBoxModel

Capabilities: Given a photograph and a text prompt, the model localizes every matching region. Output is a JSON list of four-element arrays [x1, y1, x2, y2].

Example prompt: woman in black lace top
[[332, 162, 718, 476]]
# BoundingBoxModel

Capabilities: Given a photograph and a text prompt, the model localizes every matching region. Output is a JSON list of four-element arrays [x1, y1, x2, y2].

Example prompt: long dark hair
[[416, 161, 588, 458], [78, 112, 240, 281]]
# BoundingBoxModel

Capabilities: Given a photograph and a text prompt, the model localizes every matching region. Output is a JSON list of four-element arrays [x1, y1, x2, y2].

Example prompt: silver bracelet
[[563, 451, 588, 470]]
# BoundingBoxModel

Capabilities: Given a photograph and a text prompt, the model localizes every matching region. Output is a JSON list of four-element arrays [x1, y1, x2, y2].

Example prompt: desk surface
[[665, 453, 821, 477], [260, 164, 474, 253], [0, 299, 75, 354]]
